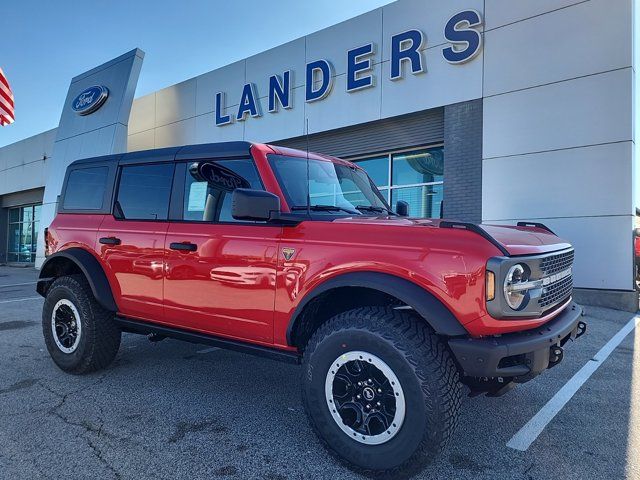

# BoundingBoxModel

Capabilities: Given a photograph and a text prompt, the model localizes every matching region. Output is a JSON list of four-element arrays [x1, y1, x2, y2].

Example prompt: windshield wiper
[[291, 205, 360, 215], [355, 205, 394, 215]]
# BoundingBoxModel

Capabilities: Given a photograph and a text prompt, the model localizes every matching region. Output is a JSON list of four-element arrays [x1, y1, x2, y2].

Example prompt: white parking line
[[0, 297, 42, 304], [0, 282, 37, 288], [507, 314, 640, 451]]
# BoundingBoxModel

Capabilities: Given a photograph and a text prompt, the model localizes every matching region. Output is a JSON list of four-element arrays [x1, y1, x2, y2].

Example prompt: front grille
[[538, 249, 574, 310], [540, 249, 574, 276], [539, 268, 573, 309]]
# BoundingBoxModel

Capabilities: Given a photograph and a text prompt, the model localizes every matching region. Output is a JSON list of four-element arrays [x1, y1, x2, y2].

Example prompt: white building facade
[[0, 0, 638, 309]]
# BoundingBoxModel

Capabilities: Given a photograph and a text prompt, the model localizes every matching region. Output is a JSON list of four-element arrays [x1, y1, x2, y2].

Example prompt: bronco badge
[[282, 247, 296, 261]]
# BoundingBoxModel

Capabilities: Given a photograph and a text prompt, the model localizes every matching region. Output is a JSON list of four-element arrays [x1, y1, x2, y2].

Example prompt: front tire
[[301, 306, 461, 476], [42, 275, 121, 374]]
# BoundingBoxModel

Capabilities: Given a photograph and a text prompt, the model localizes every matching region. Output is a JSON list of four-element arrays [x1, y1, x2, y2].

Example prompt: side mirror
[[232, 188, 281, 221], [396, 200, 409, 217]]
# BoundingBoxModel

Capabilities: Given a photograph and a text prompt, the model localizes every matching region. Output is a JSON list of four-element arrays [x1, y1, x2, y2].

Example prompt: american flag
[[0, 68, 15, 127]]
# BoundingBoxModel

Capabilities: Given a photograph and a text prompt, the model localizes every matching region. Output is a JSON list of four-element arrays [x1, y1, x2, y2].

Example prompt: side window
[[63, 167, 109, 210], [183, 159, 263, 222], [115, 163, 174, 220]]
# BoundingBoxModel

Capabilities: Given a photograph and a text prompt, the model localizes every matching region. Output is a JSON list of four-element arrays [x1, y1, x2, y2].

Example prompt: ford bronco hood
[[478, 224, 571, 256], [332, 217, 571, 256]]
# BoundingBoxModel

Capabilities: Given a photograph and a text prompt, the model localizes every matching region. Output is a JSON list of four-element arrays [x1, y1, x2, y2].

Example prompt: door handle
[[170, 242, 197, 252], [99, 237, 121, 245]]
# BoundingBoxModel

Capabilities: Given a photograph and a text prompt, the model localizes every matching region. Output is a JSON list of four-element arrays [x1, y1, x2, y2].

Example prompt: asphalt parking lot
[[1, 266, 639, 480]]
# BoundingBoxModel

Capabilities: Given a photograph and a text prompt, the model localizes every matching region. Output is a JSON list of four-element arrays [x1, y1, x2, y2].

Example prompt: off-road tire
[[42, 275, 121, 374], [301, 306, 462, 477]]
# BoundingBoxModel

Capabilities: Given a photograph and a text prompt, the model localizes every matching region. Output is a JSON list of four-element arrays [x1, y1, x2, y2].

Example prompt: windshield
[[268, 154, 391, 214]]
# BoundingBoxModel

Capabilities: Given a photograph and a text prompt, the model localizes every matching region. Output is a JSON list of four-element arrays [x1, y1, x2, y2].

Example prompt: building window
[[353, 146, 444, 218], [7, 204, 41, 263]]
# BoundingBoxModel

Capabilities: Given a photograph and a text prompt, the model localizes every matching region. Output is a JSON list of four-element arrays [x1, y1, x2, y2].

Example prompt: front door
[[163, 159, 280, 344]]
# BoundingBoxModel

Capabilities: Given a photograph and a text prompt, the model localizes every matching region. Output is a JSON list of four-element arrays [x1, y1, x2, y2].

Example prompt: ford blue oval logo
[[71, 85, 109, 115]]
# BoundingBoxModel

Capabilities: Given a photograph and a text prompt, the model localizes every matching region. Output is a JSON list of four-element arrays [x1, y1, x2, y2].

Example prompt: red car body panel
[[46, 143, 576, 351], [163, 222, 280, 344], [98, 215, 168, 322], [47, 213, 104, 255], [272, 217, 570, 343]]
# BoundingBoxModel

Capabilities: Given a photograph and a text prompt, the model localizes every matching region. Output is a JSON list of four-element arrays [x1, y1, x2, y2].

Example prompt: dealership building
[[0, 0, 638, 310]]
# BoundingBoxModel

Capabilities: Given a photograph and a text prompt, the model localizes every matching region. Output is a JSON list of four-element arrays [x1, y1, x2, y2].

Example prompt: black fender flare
[[286, 271, 468, 345], [37, 248, 118, 312]]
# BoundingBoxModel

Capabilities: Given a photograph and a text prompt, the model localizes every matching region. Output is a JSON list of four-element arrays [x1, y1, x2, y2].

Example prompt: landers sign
[[215, 10, 483, 126]]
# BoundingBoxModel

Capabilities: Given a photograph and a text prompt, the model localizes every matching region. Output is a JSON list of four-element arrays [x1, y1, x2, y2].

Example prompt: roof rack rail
[[516, 221, 555, 235], [439, 221, 509, 256]]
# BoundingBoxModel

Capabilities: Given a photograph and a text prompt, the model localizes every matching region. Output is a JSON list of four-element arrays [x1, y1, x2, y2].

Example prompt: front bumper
[[448, 301, 585, 381]]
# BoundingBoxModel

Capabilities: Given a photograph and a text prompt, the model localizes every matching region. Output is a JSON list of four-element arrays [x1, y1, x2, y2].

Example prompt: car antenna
[[306, 118, 311, 217]]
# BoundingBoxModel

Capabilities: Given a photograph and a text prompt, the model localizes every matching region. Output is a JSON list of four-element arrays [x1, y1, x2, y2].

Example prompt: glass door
[[7, 204, 41, 263]]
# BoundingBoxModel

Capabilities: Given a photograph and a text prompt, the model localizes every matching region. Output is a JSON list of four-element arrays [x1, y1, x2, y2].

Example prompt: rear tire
[[301, 306, 461, 477], [42, 275, 121, 374]]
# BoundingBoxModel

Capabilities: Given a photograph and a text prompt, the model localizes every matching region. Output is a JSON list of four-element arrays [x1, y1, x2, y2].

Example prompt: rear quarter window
[[63, 167, 109, 210]]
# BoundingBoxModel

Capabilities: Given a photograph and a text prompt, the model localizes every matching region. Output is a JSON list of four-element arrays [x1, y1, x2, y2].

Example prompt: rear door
[[98, 161, 175, 321], [163, 158, 281, 344]]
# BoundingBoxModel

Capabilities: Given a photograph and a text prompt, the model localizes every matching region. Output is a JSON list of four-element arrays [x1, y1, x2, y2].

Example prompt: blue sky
[[0, 0, 393, 147]]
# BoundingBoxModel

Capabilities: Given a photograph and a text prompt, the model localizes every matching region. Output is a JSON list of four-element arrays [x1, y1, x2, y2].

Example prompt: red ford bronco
[[37, 142, 586, 475]]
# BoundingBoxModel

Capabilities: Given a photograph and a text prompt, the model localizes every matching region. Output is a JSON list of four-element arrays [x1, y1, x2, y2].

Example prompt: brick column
[[443, 99, 483, 223]]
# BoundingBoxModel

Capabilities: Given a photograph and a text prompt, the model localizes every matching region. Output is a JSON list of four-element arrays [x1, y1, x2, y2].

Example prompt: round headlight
[[503, 264, 529, 310]]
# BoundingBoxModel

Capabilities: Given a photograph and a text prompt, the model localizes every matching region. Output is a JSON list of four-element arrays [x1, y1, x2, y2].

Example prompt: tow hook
[[576, 321, 587, 339], [548, 345, 564, 369]]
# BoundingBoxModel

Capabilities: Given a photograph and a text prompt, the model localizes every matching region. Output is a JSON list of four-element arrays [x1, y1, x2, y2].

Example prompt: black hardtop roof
[[68, 141, 254, 168]]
